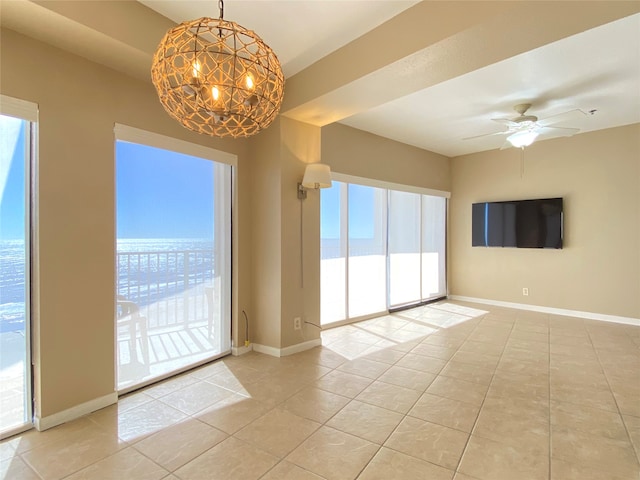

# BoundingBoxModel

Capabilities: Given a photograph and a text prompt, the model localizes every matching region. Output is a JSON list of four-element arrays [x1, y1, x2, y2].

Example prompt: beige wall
[[450, 124, 640, 318], [0, 28, 252, 418], [321, 123, 450, 192]]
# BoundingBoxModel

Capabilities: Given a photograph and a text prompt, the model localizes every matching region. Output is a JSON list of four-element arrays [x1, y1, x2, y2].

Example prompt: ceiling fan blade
[[538, 125, 580, 137], [463, 130, 509, 141], [491, 118, 519, 127], [538, 109, 586, 127]]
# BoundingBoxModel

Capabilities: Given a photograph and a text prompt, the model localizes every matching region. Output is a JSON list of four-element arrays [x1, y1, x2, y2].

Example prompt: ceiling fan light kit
[[151, 0, 285, 138]]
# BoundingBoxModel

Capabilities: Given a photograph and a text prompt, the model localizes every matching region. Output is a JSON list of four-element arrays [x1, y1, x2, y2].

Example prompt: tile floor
[[1, 301, 639, 480]]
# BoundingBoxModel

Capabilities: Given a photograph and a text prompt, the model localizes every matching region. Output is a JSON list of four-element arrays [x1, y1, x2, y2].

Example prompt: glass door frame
[[0, 94, 38, 439], [320, 172, 450, 327], [114, 124, 236, 394]]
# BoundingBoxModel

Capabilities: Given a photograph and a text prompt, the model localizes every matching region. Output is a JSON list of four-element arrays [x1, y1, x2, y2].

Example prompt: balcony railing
[[116, 249, 215, 330]]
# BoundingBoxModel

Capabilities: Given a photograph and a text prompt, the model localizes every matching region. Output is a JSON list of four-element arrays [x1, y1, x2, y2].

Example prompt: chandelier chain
[[218, 0, 224, 19]]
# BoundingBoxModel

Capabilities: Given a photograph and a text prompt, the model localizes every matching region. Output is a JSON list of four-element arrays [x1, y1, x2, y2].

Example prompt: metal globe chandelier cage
[[151, 0, 285, 138]]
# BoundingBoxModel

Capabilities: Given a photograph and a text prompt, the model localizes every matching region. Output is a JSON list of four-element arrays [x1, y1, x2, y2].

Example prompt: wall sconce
[[297, 163, 332, 199]]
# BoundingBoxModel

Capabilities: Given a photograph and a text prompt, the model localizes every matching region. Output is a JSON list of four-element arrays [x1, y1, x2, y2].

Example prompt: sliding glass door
[[388, 190, 421, 307], [0, 100, 35, 437], [348, 184, 387, 318], [115, 132, 232, 391], [320, 177, 447, 326]]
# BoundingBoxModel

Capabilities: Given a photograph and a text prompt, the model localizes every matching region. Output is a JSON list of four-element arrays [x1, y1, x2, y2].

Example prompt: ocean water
[[0, 238, 214, 332], [0, 240, 26, 332]]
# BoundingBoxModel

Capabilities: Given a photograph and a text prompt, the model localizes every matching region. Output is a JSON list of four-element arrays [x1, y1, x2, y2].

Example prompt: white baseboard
[[449, 295, 640, 326], [252, 338, 322, 358], [231, 344, 253, 356], [35, 392, 117, 431]]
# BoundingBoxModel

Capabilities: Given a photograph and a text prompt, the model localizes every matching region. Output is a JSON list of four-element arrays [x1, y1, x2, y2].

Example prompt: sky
[[321, 181, 376, 240], [116, 141, 215, 239], [0, 116, 26, 240]]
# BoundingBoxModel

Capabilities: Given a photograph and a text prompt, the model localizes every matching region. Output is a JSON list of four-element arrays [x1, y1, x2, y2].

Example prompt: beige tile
[[196, 393, 271, 434], [395, 353, 447, 374], [21, 421, 126, 480], [65, 447, 168, 480], [449, 351, 499, 369], [242, 376, 305, 407], [0, 439, 17, 462], [551, 400, 628, 441], [426, 376, 488, 407], [409, 392, 480, 433], [260, 461, 324, 480], [489, 371, 549, 400], [551, 458, 631, 480], [551, 426, 640, 479], [313, 369, 372, 398], [159, 380, 234, 415], [509, 330, 549, 343], [550, 382, 618, 413], [14, 417, 104, 455], [358, 447, 454, 480], [0, 456, 40, 480], [337, 358, 390, 379], [384, 416, 468, 470], [411, 343, 457, 360], [387, 340, 422, 353], [623, 414, 640, 459], [421, 335, 465, 349], [90, 399, 188, 443], [458, 434, 548, 480], [295, 347, 348, 369], [286, 426, 378, 480], [174, 436, 278, 480], [235, 408, 320, 457], [356, 380, 421, 414], [453, 473, 481, 480], [143, 374, 199, 398], [280, 387, 350, 423], [133, 418, 227, 471], [473, 407, 548, 453], [613, 391, 640, 417], [456, 340, 503, 357], [326, 400, 403, 444], [360, 347, 406, 364], [481, 393, 549, 420], [377, 365, 436, 391], [439, 360, 493, 385]]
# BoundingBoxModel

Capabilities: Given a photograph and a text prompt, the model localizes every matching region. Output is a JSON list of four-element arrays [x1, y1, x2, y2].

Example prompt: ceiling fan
[[465, 103, 587, 149]]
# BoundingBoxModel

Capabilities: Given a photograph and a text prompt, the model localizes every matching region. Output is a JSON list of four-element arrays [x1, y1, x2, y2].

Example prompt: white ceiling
[[340, 12, 640, 157], [139, 2, 640, 157], [139, 0, 421, 78], [2, 1, 638, 158]]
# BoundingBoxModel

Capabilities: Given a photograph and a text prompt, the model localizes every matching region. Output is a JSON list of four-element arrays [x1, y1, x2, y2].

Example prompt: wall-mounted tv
[[472, 198, 563, 249]]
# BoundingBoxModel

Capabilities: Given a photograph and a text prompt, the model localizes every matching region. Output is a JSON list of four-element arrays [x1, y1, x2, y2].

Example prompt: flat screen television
[[472, 198, 563, 249]]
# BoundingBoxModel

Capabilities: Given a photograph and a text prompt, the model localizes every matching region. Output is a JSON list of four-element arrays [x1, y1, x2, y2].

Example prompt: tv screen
[[472, 198, 563, 249]]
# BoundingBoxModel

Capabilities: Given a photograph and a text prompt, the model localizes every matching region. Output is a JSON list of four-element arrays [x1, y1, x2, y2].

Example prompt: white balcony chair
[[116, 296, 150, 368]]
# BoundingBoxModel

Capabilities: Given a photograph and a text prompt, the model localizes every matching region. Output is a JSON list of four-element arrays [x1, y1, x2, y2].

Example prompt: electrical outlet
[[523, 288, 529, 296], [294, 317, 302, 330]]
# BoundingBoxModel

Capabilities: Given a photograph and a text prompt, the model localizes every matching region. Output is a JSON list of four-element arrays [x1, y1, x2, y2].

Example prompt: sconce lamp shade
[[302, 163, 332, 189], [507, 130, 539, 148]]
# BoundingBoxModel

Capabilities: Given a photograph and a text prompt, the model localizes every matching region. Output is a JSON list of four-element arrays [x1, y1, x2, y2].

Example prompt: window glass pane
[[116, 140, 231, 390], [348, 184, 387, 317], [422, 195, 447, 299], [389, 190, 421, 307], [320, 181, 345, 324], [0, 114, 31, 433]]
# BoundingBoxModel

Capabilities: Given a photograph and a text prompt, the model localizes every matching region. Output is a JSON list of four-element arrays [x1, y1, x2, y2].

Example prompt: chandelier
[[151, 0, 285, 138]]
